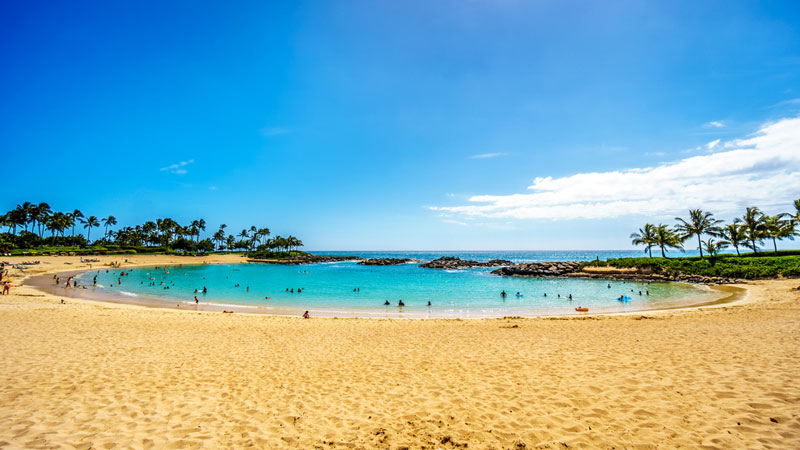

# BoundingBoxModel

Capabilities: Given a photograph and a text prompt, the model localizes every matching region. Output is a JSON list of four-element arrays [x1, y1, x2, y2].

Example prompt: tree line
[[0, 202, 303, 254], [631, 200, 800, 258]]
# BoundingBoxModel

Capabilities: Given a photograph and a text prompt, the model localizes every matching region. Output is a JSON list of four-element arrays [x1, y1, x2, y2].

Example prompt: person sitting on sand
[[302, 311, 309, 319]]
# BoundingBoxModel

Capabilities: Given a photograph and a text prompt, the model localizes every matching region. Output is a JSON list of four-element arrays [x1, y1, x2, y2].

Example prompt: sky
[[2, 0, 800, 250]]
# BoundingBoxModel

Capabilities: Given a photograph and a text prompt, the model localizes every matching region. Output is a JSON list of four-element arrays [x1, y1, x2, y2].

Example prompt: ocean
[[77, 250, 715, 317]]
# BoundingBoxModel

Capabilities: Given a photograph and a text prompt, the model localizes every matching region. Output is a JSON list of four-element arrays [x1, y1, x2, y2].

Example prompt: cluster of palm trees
[[211, 224, 303, 253], [631, 200, 800, 258], [1, 202, 304, 254], [1, 202, 116, 242]]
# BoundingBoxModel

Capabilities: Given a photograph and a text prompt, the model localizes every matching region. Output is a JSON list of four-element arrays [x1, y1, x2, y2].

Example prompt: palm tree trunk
[[697, 235, 703, 258], [661, 246, 666, 258], [735, 245, 740, 256], [772, 238, 778, 255], [648, 247, 652, 258], [751, 239, 758, 254]]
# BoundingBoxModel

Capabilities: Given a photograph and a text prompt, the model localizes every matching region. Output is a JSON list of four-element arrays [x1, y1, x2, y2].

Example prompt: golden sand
[[0, 255, 798, 449]]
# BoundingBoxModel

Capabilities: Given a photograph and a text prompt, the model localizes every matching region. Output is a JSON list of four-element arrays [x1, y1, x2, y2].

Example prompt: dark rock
[[491, 261, 582, 277], [419, 257, 512, 269], [358, 258, 418, 266], [248, 255, 361, 265]]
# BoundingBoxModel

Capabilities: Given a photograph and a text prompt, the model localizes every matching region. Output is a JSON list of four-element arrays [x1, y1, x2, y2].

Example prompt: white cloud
[[704, 120, 725, 128], [160, 159, 194, 175], [431, 116, 800, 220], [261, 127, 290, 136], [706, 139, 721, 150], [468, 152, 509, 159]]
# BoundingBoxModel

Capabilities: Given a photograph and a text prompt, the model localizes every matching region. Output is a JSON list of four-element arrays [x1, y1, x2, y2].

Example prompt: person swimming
[[384, 300, 390, 305], [500, 290, 507, 297], [398, 300, 405, 307], [427, 301, 431, 306]]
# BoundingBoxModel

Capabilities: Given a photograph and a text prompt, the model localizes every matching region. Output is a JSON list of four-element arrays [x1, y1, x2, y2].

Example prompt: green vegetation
[[585, 254, 800, 279], [620, 200, 800, 279], [631, 201, 799, 258], [0, 202, 304, 256], [246, 250, 311, 260]]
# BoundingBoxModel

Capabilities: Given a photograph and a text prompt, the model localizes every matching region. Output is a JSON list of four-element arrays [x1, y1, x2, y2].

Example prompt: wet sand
[[0, 255, 798, 449]]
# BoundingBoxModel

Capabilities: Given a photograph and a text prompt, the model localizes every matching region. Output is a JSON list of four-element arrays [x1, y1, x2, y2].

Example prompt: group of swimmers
[[383, 299, 432, 307], [502, 290, 574, 301]]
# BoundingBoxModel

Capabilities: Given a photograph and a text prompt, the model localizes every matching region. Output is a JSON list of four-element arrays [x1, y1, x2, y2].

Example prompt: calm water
[[76, 251, 714, 317]]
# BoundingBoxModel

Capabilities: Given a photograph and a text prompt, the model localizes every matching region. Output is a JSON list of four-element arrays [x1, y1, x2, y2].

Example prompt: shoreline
[[2, 254, 798, 448], [18, 255, 748, 319]]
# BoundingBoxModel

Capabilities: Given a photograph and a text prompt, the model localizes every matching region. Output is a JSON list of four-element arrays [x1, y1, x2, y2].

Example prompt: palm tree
[[720, 221, 746, 256], [652, 224, 683, 258], [102, 215, 117, 240], [793, 198, 800, 223], [213, 229, 226, 250], [630, 223, 657, 257], [70, 209, 84, 236], [35, 202, 52, 237], [83, 215, 100, 243], [701, 238, 728, 258], [197, 219, 206, 242], [762, 214, 797, 255], [674, 209, 722, 258], [258, 227, 271, 246], [19, 202, 33, 232], [741, 207, 766, 254]]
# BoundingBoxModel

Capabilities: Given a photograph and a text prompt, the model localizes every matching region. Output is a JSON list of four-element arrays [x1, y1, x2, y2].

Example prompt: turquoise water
[[77, 251, 713, 317]]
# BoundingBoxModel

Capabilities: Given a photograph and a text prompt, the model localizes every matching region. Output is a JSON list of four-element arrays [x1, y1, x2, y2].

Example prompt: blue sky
[[2, 1, 800, 250]]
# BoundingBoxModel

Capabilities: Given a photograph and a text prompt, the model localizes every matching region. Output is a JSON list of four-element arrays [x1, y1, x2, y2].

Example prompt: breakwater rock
[[419, 257, 513, 269], [358, 258, 418, 266], [248, 255, 361, 265], [492, 261, 737, 284], [491, 261, 583, 276]]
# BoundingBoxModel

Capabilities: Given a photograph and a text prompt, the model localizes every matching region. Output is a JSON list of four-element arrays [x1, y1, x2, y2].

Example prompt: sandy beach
[[1, 255, 798, 449]]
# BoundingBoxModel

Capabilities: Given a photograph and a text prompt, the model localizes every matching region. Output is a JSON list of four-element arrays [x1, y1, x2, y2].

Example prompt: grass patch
[[583, 254, 800, 279]]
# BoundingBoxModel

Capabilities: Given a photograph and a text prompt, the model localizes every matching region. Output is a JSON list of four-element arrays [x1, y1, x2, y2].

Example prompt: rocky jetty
[[492, 261, 737, 284], [248, 255, 361, 265], [358, 258, 418, 266], [419, 256, 513, 269], [491, 261, 583, 277]]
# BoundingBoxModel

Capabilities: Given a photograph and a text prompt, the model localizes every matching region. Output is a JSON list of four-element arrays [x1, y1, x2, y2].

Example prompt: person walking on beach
[[194, 296, 199, 304]]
